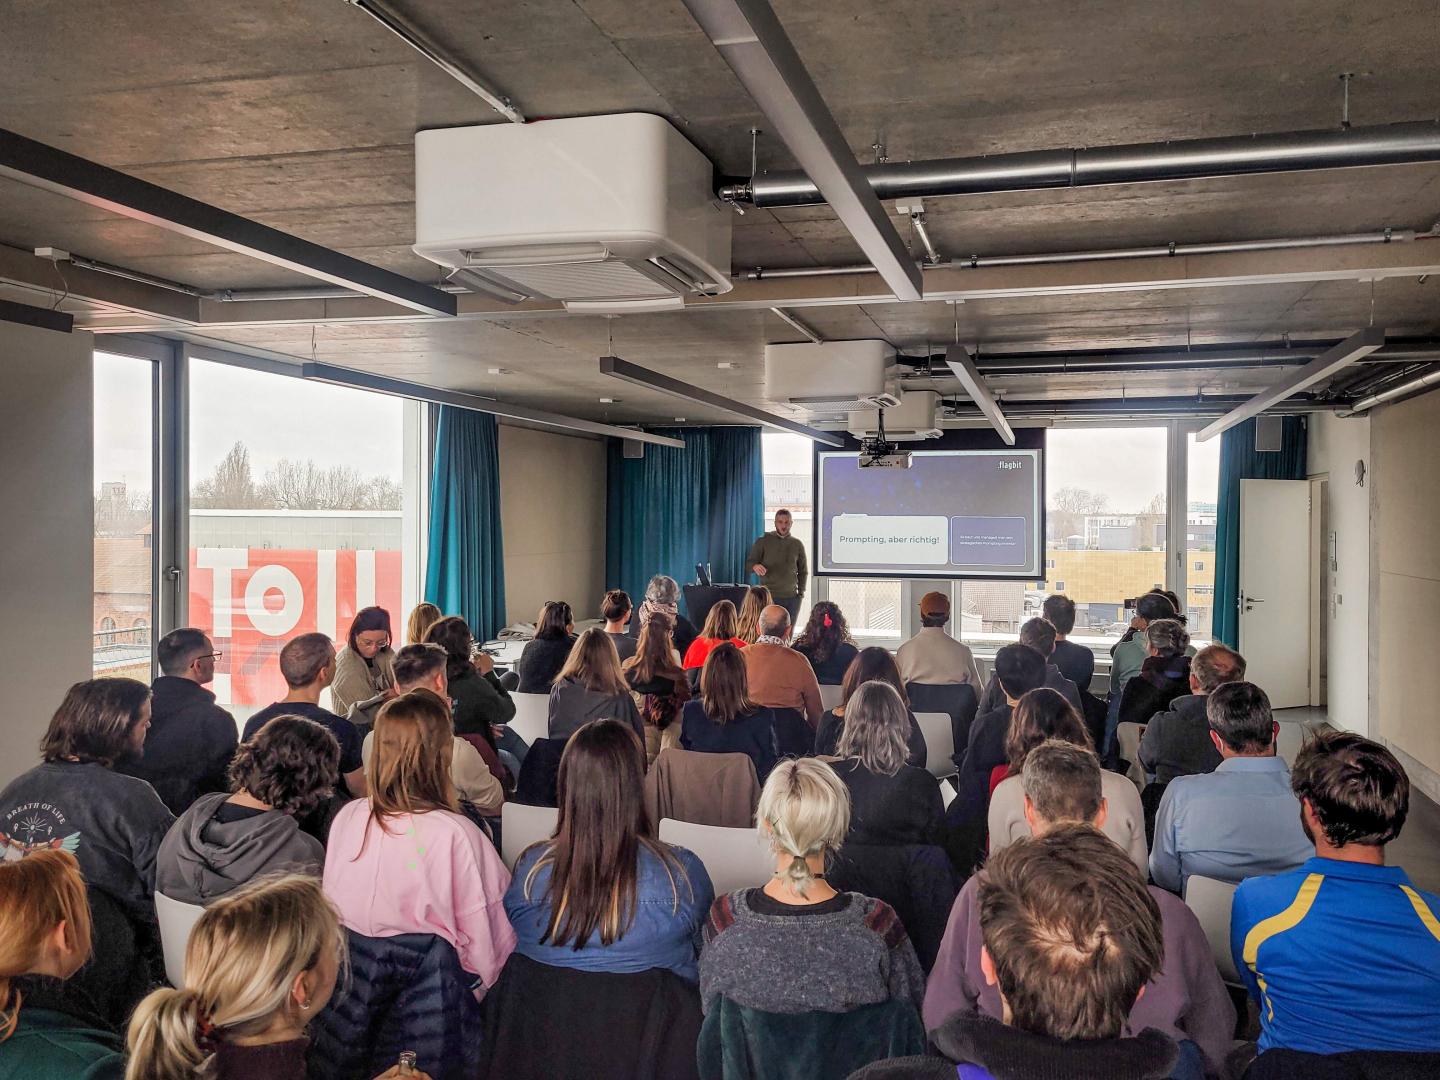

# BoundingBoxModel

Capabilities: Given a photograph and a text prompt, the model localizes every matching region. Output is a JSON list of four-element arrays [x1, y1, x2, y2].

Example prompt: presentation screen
[[815, 448, 1044, 579]]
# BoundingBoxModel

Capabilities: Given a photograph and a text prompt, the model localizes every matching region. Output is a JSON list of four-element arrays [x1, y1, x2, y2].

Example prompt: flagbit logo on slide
[[0, 802, 80, 861]]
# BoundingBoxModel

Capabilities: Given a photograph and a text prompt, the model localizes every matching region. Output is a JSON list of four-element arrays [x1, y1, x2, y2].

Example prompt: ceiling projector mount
[[858, 408, 911, 468]]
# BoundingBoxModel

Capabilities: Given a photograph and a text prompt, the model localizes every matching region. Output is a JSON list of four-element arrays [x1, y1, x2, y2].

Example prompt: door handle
[[1243, 595, 1265, 613]]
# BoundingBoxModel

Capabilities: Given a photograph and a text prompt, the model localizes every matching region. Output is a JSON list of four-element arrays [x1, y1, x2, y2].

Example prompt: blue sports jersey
[[1231, 856, 1440, 1055]]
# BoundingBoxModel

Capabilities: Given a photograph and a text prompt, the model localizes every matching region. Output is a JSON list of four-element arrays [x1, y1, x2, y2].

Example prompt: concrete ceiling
[[3, 0, 1440, 421]]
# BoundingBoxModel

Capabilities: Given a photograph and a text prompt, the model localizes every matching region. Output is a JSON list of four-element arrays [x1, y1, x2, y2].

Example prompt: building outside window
[[1186, 433, 1221, 638]]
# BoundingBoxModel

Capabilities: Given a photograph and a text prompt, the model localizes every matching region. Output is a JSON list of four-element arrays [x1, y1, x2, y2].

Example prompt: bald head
[[759, 604, 792, 640]]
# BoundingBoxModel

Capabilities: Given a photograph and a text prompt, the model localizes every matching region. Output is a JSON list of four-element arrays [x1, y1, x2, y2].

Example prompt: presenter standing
[[747, 509, 808, 624]]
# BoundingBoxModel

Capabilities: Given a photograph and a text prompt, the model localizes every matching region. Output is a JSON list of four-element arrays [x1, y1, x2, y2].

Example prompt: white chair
[[658, 818, 774, 896], [507, 691, 551, 746], [914, 711, 956, 780], [500, 802, 559, 871], [818, 683, 844, 711], [1183, 874, 1241, 986], [154, 891, 206, 988], [1115, 721, 1146, 790]]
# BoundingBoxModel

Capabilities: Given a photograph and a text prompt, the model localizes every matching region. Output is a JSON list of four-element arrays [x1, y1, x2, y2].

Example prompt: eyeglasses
[[197, 652, 223, 662]]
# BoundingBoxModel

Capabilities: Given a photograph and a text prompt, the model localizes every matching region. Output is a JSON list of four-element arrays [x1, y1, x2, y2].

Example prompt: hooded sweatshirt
[[546, 677, 643, 743], [155, 793, 324, 905]]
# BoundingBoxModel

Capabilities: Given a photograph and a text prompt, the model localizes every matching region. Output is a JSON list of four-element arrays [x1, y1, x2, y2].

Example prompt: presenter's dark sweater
[[745, 532, 808, 600]]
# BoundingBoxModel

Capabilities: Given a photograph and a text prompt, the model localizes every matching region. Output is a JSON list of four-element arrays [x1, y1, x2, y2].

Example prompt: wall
[[1373, 390, 1440, 798], [1306, 411, 1371, 733], [497, 424, 606, 627], [0, 323, 94, 786]]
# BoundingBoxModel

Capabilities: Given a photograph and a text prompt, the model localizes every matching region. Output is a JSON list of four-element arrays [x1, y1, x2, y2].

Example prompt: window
[[93, 351, 154, 678], [187, 360, 422, 721], [1186, 433, 1220, 642], [961, 427, 1169, 657]]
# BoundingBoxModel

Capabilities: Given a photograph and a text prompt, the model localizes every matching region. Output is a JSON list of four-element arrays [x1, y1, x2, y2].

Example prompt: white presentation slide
[[832, 513, 950, 565]]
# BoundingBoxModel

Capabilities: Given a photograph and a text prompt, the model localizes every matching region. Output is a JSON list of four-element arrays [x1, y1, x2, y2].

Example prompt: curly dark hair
[[41, 678, 151, 767], [792, 601, 852, 665], [228, 716, 340, 816]]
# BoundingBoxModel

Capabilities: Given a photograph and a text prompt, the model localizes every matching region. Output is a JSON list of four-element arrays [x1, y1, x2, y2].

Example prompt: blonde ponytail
[[126, 875, 343, 1078], [755, 759, 851, 898]]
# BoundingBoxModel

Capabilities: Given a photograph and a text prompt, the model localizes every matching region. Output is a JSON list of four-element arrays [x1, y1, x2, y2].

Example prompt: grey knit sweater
[[699, 889, 925, 1015]]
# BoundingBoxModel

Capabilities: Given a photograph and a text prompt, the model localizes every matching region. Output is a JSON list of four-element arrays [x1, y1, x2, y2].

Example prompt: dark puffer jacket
[[308, 931, 483, 1080]]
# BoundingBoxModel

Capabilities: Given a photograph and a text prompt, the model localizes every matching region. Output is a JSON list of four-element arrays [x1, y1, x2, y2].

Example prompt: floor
[[1275, 707, 1440, 894]]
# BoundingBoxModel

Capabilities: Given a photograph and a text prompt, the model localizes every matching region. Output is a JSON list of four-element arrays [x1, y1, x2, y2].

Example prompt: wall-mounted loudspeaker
[[1254, 415, 1283, 453], [622, 439, 645, 459]]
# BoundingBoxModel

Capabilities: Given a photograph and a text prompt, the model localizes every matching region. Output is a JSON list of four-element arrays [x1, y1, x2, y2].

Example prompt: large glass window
[[961, 427, 1169, 656], [188, 360, 420, 720], [1185, 433, 1221, 643], [93, 352, 154, 678]]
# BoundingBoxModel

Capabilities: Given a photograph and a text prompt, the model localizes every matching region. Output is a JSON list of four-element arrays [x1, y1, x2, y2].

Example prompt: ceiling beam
[[945, 344, 1015, 445], [598, 355, 845, 445], [301, 362, 685, 447], [1195, 326, 1386, 441], [678, 0, 922, 302], [0, 127, 456, 318]]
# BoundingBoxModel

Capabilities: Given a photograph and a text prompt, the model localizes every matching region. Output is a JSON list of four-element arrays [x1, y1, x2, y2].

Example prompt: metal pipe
[[340, 0, 524, 124], [769, 306, 824, 343], [67, 255, 210, 298], [743, 228, 1414, 280], [722, 120, 1440, 206], [910, 212, 942, 264], [1344, 364, 1440, 413], [935, 340, 1440, 377], [939, 395, 1329, 419]]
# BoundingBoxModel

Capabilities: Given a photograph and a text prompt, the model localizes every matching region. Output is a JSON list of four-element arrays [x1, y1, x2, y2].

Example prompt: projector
[[858, 434, 911, 468]]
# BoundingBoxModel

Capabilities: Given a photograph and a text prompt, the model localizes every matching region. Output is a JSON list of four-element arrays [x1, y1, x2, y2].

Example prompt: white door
[[1239, 479, 1311, 708]]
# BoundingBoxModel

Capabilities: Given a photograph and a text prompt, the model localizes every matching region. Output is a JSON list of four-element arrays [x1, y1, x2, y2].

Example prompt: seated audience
[[505, 720, 714, 982], [956, 644, 1048, 807], [1108, 592, 1194, 754], [681, 643, 785, 782], [1138, 643, 1245, 785], [1116, 618, 1192, 731], [405, 601, 442, 646], [815, 647, 927, 766], [791, 600, 859, 686], [829, 681, 943, 848], [548, 628, 643, 742], [1233, 732, 1440, 1057], [118, 627, 237, 816], [127, 875, 428, 1080], [915, 824, 1182, 1080], [699, 758, 925, 1015], [742, 605, 824, 729], [977, 617, 1082, 715], [516, 601, 577, 693], [0, 679, 172, 929], [330, 606, 397, 729], [682, 599, 747, 674], [425, 616, 521, 769], [735, 584, 772, 645], [1043, 593, 1094, 693], [241, 633, 366, 798], [1150, 682, 1310, 894], [0, 851, 125, 1078], [631, 574, 699, 657], [324, 691, 516, 996], [988, 688, 1147, 874], [927, 743, 1232, 1079], [601, 589, 638, 663], [376, 642, 504, 812], [894, 591, 983, 688], [156, 717, 338, 905], [621, 613, 690, 762]]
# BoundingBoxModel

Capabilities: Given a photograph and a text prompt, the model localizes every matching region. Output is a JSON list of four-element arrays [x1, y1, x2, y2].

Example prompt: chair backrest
[[906, 681, 979, 750], [1183, 874, 1241, 985], [818, 683, 845, 711], [500, 802, 560, 871], [155, 891, 206, 988], [658, 817, 774, 896], [507, 691, 550, 745], [913, 711, 956, 779]]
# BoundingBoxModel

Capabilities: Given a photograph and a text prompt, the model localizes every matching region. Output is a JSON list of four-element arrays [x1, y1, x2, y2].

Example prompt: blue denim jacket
[[504, 842, 714, 982]]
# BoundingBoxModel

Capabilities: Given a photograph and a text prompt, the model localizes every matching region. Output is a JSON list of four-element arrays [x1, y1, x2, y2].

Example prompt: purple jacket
[[924, 874, 1235, 1078]]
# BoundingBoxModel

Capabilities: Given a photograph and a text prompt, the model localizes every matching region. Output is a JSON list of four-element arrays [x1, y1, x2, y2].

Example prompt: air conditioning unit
[[413, 114, 732, 313], [847, 390, 942, 441], [763, 341, 900, 414]]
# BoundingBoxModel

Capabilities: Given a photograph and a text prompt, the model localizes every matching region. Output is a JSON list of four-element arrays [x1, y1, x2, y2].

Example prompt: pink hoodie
[[324, 800, 516, 993]]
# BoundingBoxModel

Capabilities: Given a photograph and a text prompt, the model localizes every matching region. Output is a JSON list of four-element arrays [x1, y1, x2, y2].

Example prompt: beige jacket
[[894, 627, 983, 687], [988, 771, 1148, 874], [362, 729, 502, 814]]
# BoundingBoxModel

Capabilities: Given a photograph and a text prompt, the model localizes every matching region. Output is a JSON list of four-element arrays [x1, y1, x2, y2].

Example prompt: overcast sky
[[94, 352, 405, 494]]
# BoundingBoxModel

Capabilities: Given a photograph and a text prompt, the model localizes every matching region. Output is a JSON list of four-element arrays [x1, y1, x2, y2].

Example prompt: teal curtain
[[606, 427, 765, 614], [425, 405, 507, 641], [1212, 416, 1307, 646]]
